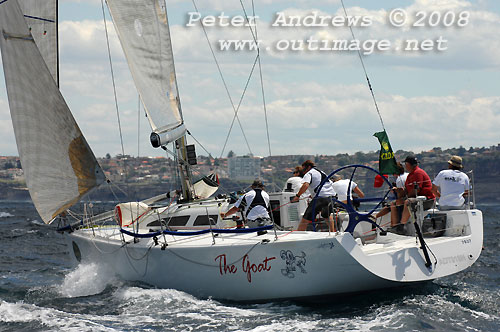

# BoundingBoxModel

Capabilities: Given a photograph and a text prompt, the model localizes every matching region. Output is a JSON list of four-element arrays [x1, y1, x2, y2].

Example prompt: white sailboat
[[0, 0, 483, 301]]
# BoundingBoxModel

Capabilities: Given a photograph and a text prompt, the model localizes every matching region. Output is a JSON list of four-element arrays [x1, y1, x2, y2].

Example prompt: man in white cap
[[432, 156, 470, 210]]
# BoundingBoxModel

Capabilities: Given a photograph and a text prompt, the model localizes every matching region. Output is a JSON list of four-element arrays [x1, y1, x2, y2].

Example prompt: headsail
[[106, 0, 186, 146], [0, 0, 105, 223], [19, 0, 58, 85]]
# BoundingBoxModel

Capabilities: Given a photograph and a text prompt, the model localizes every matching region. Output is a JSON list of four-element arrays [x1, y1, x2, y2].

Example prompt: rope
[[190, 0, 253, 157], [123, 243, 154, 277], [101, 0, 129, 195], [340, 0, 385, 131]]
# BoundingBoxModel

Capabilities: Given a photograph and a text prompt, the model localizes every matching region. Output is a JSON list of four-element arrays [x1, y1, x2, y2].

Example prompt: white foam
[[0, 300, 120, 332], [0, 212, 14, 218], [60, 263, 119, 298]]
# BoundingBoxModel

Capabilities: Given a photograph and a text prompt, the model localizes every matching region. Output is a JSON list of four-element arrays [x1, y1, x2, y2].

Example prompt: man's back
[[236, 189, 270, 220], [433, 169, 469, 207], [302, 168, 336, 197], [405, 166, 435, 199], [332, 179, 358, 202]]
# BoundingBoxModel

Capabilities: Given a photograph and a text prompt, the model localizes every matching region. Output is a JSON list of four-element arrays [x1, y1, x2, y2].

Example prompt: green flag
[[373, 130, 398, 175]]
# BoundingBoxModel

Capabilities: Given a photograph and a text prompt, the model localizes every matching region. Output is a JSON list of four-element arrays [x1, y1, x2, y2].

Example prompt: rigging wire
[[187, 130, 215, 160], [101, 0, 129, 196], [340, 0, 386, 131], [190, 0, 253, 158], [220, 56, 258, 158], [242, 0, 272, 157]]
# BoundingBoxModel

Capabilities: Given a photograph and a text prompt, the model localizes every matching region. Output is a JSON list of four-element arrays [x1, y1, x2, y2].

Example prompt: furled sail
[[193, 172, 219, 199], [19, 0, 58, 85], [0, 0, 105, 223], [106, 0, 186, 147]]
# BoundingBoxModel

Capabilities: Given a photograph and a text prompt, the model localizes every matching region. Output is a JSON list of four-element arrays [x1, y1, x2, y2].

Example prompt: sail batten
[[19, 0, 58, 85], [106, 0, 185, 145], [0, 0, 105, 223]]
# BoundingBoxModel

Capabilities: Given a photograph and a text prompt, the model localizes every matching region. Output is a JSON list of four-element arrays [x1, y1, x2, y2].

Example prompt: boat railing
[[466, 170, 476, 209]]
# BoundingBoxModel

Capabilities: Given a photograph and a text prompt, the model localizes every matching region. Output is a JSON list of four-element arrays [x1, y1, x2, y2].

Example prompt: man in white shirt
[[221, 180, 270, 226], [331, 175, 365, 204], [291, 160, 336, 231], [283, 166, 303, 194], [432, 156, 469, 210]]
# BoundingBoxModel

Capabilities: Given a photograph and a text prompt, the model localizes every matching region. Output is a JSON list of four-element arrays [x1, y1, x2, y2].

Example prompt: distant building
[[228, 155, 261, 180]]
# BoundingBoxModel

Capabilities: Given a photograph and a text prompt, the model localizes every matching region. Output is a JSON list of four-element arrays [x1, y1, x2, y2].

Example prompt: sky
[[1, 0, 499, 158]]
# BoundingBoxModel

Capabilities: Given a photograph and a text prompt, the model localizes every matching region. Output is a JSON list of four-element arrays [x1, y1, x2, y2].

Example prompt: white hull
[[67, 209, 483, 301]]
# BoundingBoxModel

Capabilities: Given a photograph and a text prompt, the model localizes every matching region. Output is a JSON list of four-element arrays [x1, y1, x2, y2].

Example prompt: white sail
[[106, 0, 186, 146], [0, 0, 105, 223], [19, 0, 58, 84], [193, 172, 219, 199]]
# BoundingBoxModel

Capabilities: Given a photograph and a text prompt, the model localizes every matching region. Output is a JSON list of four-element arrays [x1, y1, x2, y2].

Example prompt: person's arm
[[353, 186, 364, 198], [463, 175, 470, 197], [221, 206, 239, 219], [431, 184, 441, 198], [292, 182, 309, 202]]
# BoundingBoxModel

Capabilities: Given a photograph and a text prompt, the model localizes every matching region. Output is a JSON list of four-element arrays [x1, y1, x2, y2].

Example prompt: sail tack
[[0, 0, 105, 223], [19, 0, 58, 85], [106, 0, 186, 146]]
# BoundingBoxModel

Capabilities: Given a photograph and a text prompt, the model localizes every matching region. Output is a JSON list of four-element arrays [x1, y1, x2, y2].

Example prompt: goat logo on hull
[[280, 250, 307, 278]]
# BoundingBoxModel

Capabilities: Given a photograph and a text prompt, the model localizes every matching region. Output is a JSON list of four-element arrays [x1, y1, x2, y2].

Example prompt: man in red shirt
[[398, 155, 435, 230], [404, 156, 435, 199]]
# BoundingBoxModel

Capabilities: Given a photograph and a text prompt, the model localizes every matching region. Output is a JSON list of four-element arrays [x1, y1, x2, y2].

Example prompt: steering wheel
[[310, 164, 396, 233]]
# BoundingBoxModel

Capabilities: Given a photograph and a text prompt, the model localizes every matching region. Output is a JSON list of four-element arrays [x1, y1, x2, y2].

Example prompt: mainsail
[[0, 0, 105, 223], [106, 0, 186, 146], [19, 0, 58, 85]]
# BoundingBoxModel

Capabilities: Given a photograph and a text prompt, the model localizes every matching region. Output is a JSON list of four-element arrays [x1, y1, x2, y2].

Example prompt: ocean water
[[0, 201, 498, 332]]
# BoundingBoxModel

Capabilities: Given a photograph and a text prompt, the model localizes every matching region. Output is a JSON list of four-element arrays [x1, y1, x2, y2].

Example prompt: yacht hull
[[66, 209, 482, 302]]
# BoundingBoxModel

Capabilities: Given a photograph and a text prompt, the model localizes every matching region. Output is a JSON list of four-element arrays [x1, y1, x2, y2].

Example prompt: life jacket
[[244, 189, 269, 217], [312, 167, 329, 193]]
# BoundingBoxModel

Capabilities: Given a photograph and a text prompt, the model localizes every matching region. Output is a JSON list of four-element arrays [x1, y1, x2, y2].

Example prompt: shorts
[[303, 197, 333, 221]]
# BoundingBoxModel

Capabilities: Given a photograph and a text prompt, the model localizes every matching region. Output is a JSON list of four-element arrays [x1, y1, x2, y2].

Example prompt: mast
[[175, 136, 195, 202]]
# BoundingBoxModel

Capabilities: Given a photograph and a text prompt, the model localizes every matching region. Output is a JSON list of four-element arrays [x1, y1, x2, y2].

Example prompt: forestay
[[19, 0, 58, 85], [0, 0, 105, 223], [106, 0, 186, 146]]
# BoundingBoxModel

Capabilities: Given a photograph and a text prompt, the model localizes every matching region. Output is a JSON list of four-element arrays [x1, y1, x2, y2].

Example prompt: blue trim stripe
[[0, 0, 9, 5], [24, 14, 55, 23], [120, 225, 274, 238]]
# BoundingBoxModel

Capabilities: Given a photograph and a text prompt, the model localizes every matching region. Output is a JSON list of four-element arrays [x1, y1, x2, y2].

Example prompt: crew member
[[291, 160, 336, 231], [221, 179, 271, 227], [398, 155, 435, 232], [432, 156, 469, 210]]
